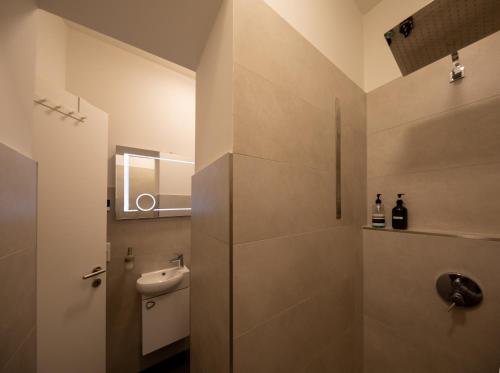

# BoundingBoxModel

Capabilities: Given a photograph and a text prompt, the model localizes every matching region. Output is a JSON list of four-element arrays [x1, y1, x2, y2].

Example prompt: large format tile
[[367, 162, 500, 234], [234, 0, 338, 113], [233, 226, 360, 336], [0, 248, 36, 369], [191, 230, 231, 373], [367, 31, 500, 134], [364, 316, 466, 373], [304, 326, 361, 373], [233, 154, 337, 243], [363, 230, 500, 372], [2, 327, 36, 373], [0, 142, 37, 259], [192, 154, 231, 243], [233, 64, 335, 171], [234, 286, 356, 373], [368, 95, 500, 179]]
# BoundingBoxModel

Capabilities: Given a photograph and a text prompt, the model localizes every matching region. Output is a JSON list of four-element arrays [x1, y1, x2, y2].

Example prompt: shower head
[[385, 0, 500, 77]]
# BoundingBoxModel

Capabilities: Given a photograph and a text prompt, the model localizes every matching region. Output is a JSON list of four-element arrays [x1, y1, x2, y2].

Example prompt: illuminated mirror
[[115, 145, 194, 220]]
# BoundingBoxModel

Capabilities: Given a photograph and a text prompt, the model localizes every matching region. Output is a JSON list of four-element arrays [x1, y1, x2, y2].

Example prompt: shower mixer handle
[[436, 273, 483, 311]]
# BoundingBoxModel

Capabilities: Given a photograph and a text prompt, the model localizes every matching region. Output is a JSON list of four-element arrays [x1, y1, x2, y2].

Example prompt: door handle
[[82, 266, 106, 279]]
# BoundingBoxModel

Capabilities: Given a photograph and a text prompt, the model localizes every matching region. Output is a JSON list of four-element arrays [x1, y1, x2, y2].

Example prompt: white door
[[33, 79, 108, 373]]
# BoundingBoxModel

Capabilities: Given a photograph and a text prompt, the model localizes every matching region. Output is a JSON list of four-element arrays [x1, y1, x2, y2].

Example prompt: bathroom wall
[[195, 0, 234, 172], [191, 1, 234, 370], [0, 143, 37, 373], [35, 9, 67, 89], [363, 229, 500, 372], [193, 1, 367, 371], [0, 0, 37, 158], [364, 30, 500, 372], [232, 1, 366, 371], [191, 154, 232, 373], [65, 23, 196, 186], [106, 192, 191, 372], [366, 31, 500, 234], [262, 0, 364, 88], [0, 2, 37, 372]]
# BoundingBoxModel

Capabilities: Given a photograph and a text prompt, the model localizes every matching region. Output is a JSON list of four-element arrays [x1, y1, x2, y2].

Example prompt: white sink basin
[[136, 266, 190, 297]]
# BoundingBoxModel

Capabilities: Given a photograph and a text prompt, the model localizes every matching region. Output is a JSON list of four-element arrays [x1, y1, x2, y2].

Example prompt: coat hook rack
[[34, 98, 86, 123]]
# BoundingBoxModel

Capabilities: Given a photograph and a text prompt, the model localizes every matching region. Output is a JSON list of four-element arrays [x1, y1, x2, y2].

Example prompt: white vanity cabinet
[[141, 286, 190, 355]]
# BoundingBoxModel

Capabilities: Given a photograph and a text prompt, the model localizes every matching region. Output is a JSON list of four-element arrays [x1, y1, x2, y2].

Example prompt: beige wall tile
[[363, 230, 500, 372], [364, 315, 465, 373], [367, 162, 500, 234], [233, 226, 361, 336], [234, 286, 356, 373], [2, 327, 36, 373], [191, 155, 232, 373], [368, 95, 500, 179], [233, 64, 335, 171], [233, 154, 337, 243], [192, 154, 231, 243], [234, 0, 338, 113], [191, 230, 231, 373], [341, 126, 367, 227], [304, 326, 361, 373], [0, 248, 36, 369], [0, 143, 36, 373], [367, 31, 500, 135], [0, 143, 37, 259]]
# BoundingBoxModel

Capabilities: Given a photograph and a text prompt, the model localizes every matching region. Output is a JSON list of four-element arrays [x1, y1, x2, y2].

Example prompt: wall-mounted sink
[[136, 266, 190, 297]]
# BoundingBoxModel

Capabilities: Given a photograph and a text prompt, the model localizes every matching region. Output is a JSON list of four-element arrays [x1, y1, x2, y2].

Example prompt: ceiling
[[37, 0, 223, 72], [354, 0, 383, 14]]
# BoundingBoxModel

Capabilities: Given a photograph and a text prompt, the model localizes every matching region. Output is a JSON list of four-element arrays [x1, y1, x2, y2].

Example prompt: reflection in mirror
[[115, 145, 194, 220]]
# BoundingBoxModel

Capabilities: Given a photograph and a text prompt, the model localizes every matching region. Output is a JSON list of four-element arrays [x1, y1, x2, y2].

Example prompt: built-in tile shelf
[[362, 226, 500, 242]]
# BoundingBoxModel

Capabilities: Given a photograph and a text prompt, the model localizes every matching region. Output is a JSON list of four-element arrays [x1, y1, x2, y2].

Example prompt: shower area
[[191, 0, 500, 372]]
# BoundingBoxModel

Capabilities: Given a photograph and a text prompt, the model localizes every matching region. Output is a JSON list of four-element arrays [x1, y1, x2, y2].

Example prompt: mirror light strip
[[122, 152, 193, 213], [123, 153, 194, 164]]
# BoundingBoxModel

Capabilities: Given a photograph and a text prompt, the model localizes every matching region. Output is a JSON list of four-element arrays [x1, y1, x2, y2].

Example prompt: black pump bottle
[[392, 194, 408, 230]]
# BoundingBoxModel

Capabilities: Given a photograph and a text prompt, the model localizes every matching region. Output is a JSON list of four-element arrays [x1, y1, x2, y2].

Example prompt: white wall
[[64, 25, 196, 186], [263, 0, 364, 89], [35, 9, 67, 88], [363, 0, 433, 91], [0, 0, 37, 158], [195, 0, 234, 171]]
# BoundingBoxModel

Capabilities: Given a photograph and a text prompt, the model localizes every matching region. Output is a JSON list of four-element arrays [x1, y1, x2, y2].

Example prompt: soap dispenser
[[371, 194, 386, 228], [392, 194, 408, 230]]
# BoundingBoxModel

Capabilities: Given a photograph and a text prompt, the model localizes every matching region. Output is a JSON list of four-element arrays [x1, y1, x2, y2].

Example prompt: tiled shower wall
[[367, 31, 500, 234], [364, 31, 500, 372], [192, 1, 366, 371], [232, 1, 366, 371], [0, 143, 37, 373], [363, 230, 500, 372]]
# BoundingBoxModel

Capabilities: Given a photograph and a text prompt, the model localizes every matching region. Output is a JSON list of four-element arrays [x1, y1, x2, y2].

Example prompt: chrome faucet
[[169, 253, 184, 268]]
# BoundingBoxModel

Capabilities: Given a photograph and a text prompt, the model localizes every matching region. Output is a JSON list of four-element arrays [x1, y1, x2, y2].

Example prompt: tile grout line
[[367, 92, 500, 136], [233, 62, 335, 118], [233, 224, 360, 247], [233, 151, 336, 174], [0, 247, 30, 262], [0, 325, 36, 372], [367, 158, 500, 180]]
